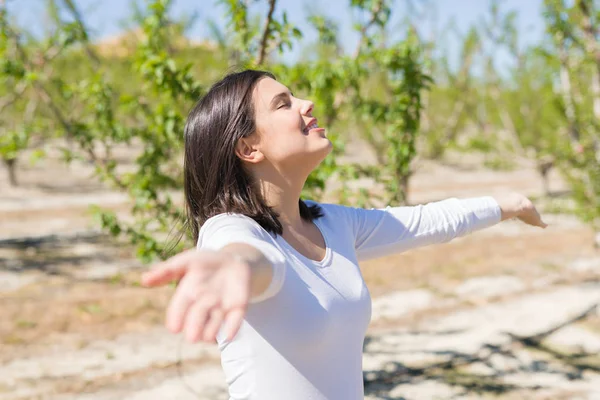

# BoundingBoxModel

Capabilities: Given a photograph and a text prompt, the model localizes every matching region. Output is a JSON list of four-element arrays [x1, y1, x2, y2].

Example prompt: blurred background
[[1, 0, 600, 399]]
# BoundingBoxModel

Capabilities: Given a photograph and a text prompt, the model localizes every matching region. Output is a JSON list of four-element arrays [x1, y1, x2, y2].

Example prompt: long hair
[[183, 69, 323, 243]]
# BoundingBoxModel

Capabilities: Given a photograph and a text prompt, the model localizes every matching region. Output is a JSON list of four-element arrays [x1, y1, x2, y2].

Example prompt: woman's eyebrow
[[269, 91, 292, 109]]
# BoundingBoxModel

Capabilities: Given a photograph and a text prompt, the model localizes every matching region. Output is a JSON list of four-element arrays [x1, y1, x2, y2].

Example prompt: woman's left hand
[[496, 193, 548, 228]]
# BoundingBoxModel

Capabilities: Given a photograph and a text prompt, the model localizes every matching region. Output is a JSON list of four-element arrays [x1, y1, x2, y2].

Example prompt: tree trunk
[[401, 174, 409, 205], [4, 158, 17, 186], [558, 46, 580, 144], [488, 83, 525, 155], [537, 157, 554, 197], [578, 0, 600, 246], [393, 173, 410, 206], [435, 51, 477, 156], [578, 0, 600, 122]]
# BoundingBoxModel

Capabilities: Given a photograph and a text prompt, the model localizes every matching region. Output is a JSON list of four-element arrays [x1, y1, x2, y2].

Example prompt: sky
[[6, 0, 546, 70]]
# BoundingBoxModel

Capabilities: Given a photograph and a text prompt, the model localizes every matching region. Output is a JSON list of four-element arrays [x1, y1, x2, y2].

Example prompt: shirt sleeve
[[196, 213, 287, 303], [340, 196, 502, 261]]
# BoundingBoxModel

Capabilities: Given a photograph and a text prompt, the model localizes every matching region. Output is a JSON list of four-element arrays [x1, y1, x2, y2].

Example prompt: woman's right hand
[[141, 248, 251, 344], [496, 192, 548, 228]]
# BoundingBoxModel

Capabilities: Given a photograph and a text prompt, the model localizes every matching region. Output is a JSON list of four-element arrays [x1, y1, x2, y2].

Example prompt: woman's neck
[[258, 178, 305, 230]]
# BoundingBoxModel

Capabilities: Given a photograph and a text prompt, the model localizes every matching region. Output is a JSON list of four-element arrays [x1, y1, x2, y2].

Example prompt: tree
[[2, 0, 431, 261], [543, 0, 600, 244], [346, 0, 431, 206]]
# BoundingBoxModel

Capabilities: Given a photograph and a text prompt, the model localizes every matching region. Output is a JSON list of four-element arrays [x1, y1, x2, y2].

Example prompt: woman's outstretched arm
[[141, 244, 275, 344], [339, 192, 547, 261], [141, 214, 287, 344]]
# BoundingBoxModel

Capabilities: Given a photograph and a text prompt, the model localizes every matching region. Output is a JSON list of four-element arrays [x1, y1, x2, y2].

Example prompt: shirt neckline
[[275, 217, 332, 268]]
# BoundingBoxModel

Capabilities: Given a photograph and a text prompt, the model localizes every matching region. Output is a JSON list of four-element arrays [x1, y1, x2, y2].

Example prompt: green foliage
[[218, 0, 301, 65], [345, 5, 431, 206], [421, 26, 481, 159], [416, 0, 599, 242], [560, 141, 600, 229], [278, 60, 348, 200], [0, 128, 30, 162], [15, 0, 600, 260], [356, 38, 431, 205], [541, 0, 600, 231], [0, 6, 41, 185]]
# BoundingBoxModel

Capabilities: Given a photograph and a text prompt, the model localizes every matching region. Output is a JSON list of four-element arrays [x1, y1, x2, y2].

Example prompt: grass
[[15, 320, 37, 329], [2, 334, 25, 345], [441, 369, 516, 395], [108, 273, 124, 285], [540, 262, 561, 272], [78, 303, 104, 315], [483, 157, 517, 171]]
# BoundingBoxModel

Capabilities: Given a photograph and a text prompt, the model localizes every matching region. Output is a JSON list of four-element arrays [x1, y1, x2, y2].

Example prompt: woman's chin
[[301, 140, 333, 165], [314, 136, 333, 152], [316, 140, 334, 159]]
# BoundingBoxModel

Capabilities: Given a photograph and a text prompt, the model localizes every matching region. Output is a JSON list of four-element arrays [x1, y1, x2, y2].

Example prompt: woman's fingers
[[535, 208, 548, 228], [222, 307, 246, 342], [200, 270, 250, 343], [529, 215, 547, 228], [535, 213, 548, 228], [218, 266, 250, 342], [183, 295, 216, 342], [141, 267, 184, 287], [518, 207, 548, 229], [202, 307, 225, 343], [165, 279, 199, 333], [146, 249, 252, 344], [141, 249, 198, 287]]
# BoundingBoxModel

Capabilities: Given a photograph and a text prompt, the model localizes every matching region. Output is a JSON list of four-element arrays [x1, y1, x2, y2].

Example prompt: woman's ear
[[235, 136, 264, 164]]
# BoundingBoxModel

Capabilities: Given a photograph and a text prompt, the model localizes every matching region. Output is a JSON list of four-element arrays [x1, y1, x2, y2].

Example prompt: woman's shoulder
[[304, 199, 355, 222], [197, 212, 277, 249], [200, 212, 265, 232]]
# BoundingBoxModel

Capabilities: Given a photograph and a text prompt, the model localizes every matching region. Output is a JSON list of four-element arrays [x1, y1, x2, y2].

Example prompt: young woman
[[141, 69, 547, 400]]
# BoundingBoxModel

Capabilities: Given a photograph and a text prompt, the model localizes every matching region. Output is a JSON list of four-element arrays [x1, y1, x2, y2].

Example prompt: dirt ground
[[1, 141, 598, 399]]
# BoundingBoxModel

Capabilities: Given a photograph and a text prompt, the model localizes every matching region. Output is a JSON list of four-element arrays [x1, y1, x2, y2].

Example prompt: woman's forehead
[[254, 78, 289, 107]]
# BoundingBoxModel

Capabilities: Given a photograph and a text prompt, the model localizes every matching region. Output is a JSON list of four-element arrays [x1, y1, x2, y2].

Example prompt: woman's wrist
[[493, 192, 526, 221], [219, 244, 274, 300]]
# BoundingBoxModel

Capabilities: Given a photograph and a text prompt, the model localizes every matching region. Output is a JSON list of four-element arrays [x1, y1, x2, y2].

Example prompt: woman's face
[[251, 77, 333, 176]]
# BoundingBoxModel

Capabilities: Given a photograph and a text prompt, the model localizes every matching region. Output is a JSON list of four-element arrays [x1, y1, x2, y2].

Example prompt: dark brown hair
[[183, 69, 323, 243]]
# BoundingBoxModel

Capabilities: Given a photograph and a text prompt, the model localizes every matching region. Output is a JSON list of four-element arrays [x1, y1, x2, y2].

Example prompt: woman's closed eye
[[277, 101, 291, 110]]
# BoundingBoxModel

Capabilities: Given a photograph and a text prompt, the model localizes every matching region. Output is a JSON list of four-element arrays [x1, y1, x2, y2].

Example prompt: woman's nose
[[301, 100, 314, 116]]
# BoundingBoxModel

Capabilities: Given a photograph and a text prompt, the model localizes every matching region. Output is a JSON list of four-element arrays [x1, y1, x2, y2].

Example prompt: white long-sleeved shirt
[[195, 197, 502, 400]]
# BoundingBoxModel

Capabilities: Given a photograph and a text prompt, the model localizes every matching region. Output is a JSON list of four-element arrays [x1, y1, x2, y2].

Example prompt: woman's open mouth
[[303, 119, 326, 136], [305, 121, 318, 131]]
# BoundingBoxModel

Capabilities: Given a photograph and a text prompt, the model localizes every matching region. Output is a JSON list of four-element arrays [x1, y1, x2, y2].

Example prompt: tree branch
[[353, 0, 384, 58], [578, 0, 600, 121], [558, 43, 581, 144], [4, 21, 127, 189], [256, 0, 276, 65], [0, 81, 27, 114], [61, 0, 100, 65]]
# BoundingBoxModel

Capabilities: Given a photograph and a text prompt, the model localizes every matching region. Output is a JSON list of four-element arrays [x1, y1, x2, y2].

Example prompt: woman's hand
[[496, 192, 548, 228], [141, 248, 251, 344]]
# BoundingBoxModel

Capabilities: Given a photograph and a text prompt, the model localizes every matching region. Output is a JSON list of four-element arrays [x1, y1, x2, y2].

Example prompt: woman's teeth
[[305, 122, 318, 131]]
